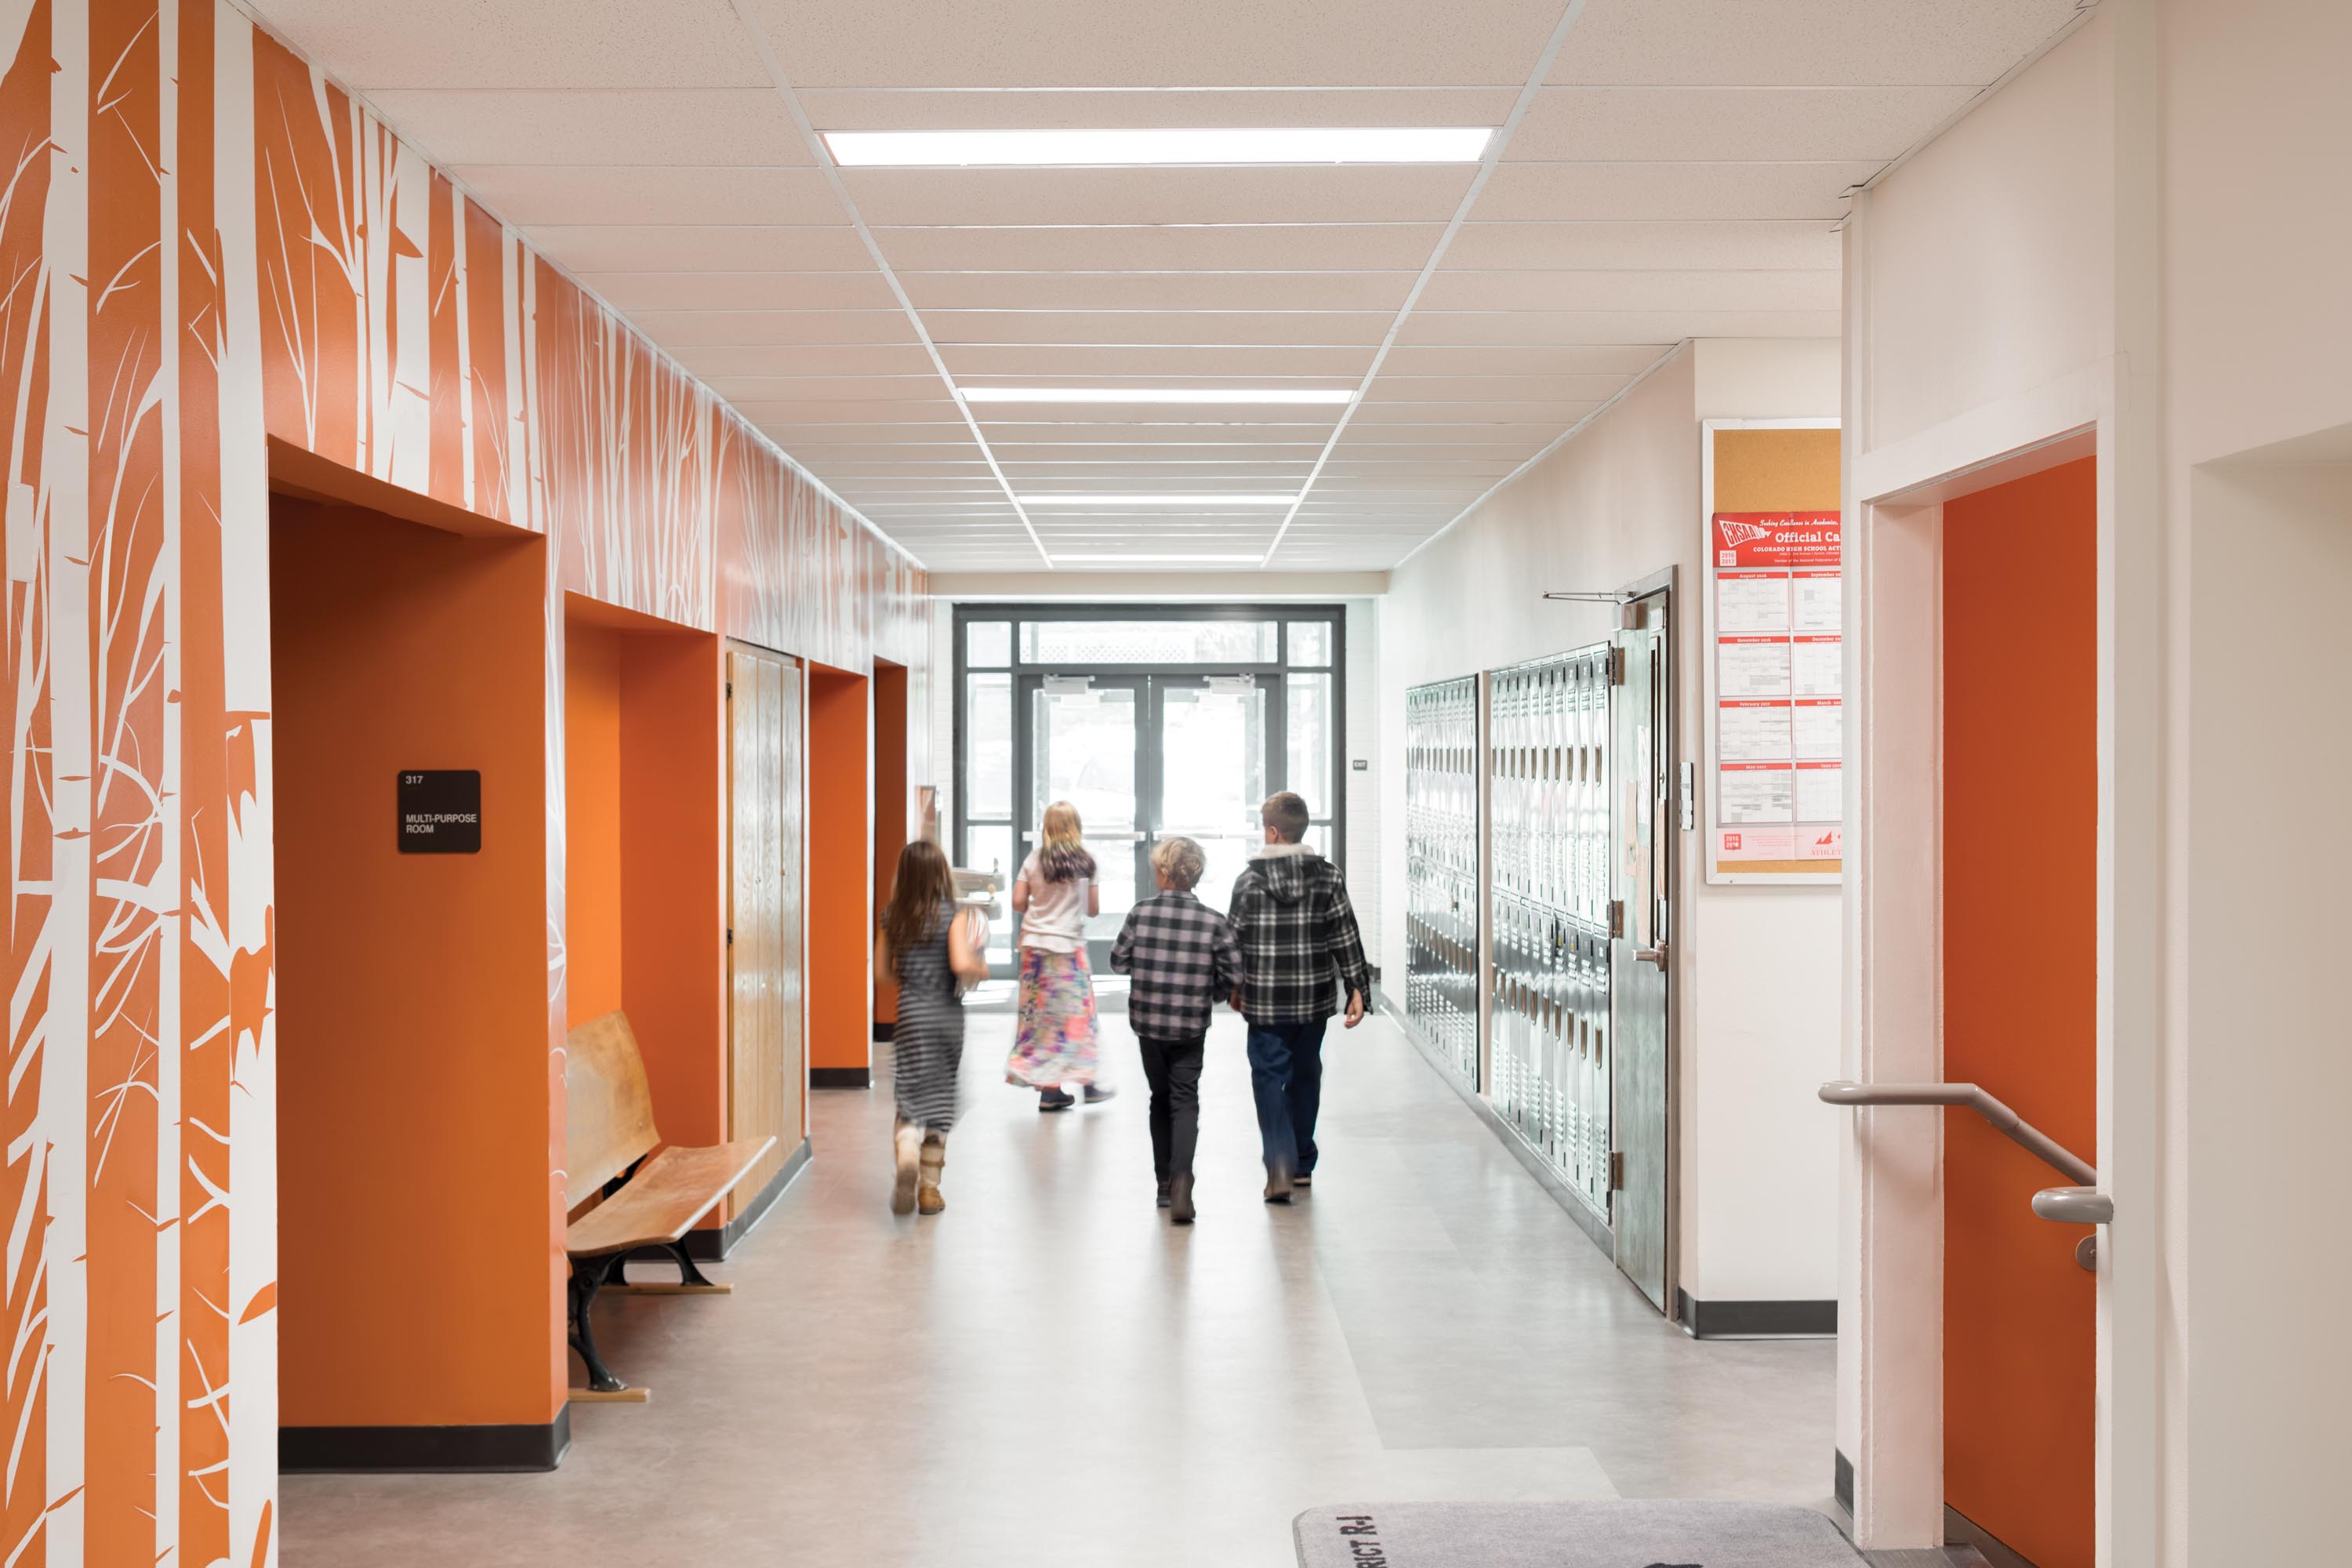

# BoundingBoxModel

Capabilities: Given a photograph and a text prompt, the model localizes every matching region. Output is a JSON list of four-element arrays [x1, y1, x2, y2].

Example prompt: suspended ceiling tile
[[967, 403, 1348, 426], [521, 224, 873, 273], [757, 423, 974, 445], [1472, 161, 1885, 223], [1352, 400, 1608, 425], [1548, 0, 2085, 87], [972, 421, 1335, 445], [898, 271, 1419, 314], [451, 165, 844, 226], [1378, 343, 1671, 375], [924, 310, 1396, 347], [702, 375, 948, 402], [632, 310, 919, 346], [1416, 269, 1842, 312], [796, 86, 1521, 130], [579, 271, 902, 311], [1361, 373, 1633, 401], [1507, 84, 1981, 163], [783, 443, 991, 463], [1399, 308, 1840, 343], [366, 88, 808, 166], [939, 344, 1379, 378], [1443, 220, 1841, 270], [746, 0, 1567, 88], [728, 399, 968, 423], [953, 375, 1363, 394], [986, 444, 1330, 463], [875, 224, 1448, 273], [247, 0, 772, 89], [672, 343, 942, 378], [845, 166, 1479, 228], [1330, 421, 1583, 444]]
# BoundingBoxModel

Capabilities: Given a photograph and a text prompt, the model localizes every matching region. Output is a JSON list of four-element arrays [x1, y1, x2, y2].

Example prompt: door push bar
[[1818, 1080, 2108, 1272]]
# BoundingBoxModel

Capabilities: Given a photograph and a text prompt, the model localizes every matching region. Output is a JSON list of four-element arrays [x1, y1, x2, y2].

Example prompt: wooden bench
[[565, 1011, 774, 1401]]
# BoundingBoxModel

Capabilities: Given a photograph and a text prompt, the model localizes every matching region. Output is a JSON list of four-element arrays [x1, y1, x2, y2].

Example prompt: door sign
[[398, 770, 481, 853]]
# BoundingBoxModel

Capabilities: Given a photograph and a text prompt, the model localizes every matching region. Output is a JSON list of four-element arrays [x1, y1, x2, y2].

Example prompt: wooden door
[[726, 643, 806, 1218]]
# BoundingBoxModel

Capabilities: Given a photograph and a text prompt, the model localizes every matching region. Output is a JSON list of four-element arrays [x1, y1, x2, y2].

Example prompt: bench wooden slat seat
[[564, 1011, 777, 1398], [564, 1138, 772, 1258]]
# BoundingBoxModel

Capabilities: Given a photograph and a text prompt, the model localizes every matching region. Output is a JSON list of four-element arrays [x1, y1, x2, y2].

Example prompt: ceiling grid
[[242, 0, 2097, 573]]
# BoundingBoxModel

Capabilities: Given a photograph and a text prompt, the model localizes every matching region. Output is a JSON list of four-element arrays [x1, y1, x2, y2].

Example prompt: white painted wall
[[1380, 339, 1844, 1306], [1837, 1, 2352, 1558], [2162, 5, 2352, 1563]]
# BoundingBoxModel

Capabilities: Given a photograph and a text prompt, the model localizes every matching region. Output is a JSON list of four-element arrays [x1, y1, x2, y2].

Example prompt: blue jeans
[[1245, 1018, 1327, 1179]]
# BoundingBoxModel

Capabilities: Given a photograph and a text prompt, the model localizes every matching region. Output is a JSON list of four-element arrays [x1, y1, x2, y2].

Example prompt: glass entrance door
[[1014, 673, 1279, 967], [1152, 677, 1268, 916], [1020, 676, 1145, 964]]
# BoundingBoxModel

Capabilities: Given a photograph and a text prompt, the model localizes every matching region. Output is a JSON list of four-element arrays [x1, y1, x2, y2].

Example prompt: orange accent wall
[[271, 498, 558, 1428], [873, 662, 910, 1027], [565, 622, 625, 1027], [619, 628, 728, 1152], [808, 666, 872, 1072], [1942, 456, 2099, 1568], [564, 599, 728, 1152]]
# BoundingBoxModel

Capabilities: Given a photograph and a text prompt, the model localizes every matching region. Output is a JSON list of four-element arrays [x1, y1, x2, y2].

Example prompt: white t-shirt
[[1016, 849, 1091, 954]]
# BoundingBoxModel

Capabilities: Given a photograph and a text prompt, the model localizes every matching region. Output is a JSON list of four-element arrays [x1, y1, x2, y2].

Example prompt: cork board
[[1704, 421, 1844, 882]]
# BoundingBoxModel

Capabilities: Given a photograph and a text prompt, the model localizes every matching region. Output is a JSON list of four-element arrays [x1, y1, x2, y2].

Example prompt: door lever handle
[[1634, 946, 1667, 968]]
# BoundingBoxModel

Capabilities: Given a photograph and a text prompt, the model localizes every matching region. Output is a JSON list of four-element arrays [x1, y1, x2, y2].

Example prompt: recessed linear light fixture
[[960, 387, 1356, 406], [1053, 554, 1264, 563], [1018, 493, 1299, 507], [822, 126, 1494, 168]]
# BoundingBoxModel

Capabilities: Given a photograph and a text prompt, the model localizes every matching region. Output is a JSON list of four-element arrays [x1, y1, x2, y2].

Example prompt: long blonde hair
[[1036, 800, 1096, 884]]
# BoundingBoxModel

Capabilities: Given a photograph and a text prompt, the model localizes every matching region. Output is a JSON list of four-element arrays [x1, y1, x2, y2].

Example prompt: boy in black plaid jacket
[[1109, 835, 1245, 1225], [1226, 792, 1372, 1201]]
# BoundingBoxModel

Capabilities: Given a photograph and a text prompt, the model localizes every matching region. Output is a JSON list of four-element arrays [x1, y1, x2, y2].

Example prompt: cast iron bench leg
[[663, 1240, 714, 1288], [567, 1254, 628, 1395]]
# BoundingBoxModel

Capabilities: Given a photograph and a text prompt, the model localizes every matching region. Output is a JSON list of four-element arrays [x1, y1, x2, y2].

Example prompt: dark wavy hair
[[882, 840, 956, 956]]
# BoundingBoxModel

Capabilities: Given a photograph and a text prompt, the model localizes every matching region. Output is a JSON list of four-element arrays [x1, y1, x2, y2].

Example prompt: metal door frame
[[954, 604, 1348, 882], [1611, 566, 1679, 1318]]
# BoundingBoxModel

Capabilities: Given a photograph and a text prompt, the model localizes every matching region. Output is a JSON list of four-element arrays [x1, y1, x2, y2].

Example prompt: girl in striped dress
[[875, 840, 989, 1215]]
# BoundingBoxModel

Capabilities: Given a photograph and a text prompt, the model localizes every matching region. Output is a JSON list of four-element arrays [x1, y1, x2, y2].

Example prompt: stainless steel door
[[1612, 593, 1673, 1312]]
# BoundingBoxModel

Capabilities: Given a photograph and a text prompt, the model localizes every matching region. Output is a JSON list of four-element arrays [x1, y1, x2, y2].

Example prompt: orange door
[[1941, 457, 2098, 1566]]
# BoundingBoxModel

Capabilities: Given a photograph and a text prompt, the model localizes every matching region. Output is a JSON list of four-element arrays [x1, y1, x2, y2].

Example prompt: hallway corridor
[[284, 1014, 1831, 1566]]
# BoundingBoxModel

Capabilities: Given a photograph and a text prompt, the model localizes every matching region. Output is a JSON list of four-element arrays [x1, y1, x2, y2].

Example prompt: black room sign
[[398, 771, 481, 853]]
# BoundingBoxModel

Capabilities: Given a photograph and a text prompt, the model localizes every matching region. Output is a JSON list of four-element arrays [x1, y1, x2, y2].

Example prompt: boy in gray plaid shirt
[[1109, 836, 1246, 1225]]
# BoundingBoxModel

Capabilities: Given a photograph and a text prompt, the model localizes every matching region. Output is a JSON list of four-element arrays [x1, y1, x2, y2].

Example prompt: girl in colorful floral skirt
[[1005, 800, 1113, 1111]]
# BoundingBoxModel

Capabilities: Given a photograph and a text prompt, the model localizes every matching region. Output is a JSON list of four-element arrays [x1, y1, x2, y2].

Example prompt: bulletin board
[[1700, 419, 1843, 884]]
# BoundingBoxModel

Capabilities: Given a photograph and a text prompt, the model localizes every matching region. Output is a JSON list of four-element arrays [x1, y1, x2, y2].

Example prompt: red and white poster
[[1710, 511, 1842, 873]]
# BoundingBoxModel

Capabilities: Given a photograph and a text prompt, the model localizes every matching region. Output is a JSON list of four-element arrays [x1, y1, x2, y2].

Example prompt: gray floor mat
[[1294, 1501, 1864, 1567]]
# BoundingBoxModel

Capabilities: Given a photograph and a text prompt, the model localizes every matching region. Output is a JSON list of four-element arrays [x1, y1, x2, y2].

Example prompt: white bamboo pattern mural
[[0, 5, 928, 1563]]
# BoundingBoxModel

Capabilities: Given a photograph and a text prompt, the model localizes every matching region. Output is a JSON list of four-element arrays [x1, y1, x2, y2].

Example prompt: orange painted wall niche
[[270, 494, 559, 1433], [1941, 456, 2099, 1568], [808, 665, 872, 1077], [562, 595, 728, 1167], [872, 660, 910, 1031]]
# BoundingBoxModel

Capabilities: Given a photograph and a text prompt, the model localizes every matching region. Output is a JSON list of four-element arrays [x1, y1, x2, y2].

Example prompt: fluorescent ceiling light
[[1052, 554, 1264, 563], [822, 127, 1493, 168], [1018, 493, 1298, 506], [962, 387, 1355, 406]]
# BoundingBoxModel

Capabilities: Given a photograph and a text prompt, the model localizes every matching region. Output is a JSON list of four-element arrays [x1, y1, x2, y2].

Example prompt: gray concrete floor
[[283, 1011, 1834, 1566]]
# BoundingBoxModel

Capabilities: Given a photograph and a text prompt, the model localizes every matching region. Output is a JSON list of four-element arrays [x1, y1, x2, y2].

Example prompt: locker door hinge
[[1609, 646, 1626, 686], [725, 927, 734, 946], [1607, 899, 1624, 938], [725, 680, 733, 699], [1609, 1151, 1625, 1191]]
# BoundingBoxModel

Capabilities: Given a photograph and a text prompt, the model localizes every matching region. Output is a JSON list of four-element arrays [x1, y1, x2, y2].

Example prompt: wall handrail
[[1817, 1080, 2098, 1188]]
